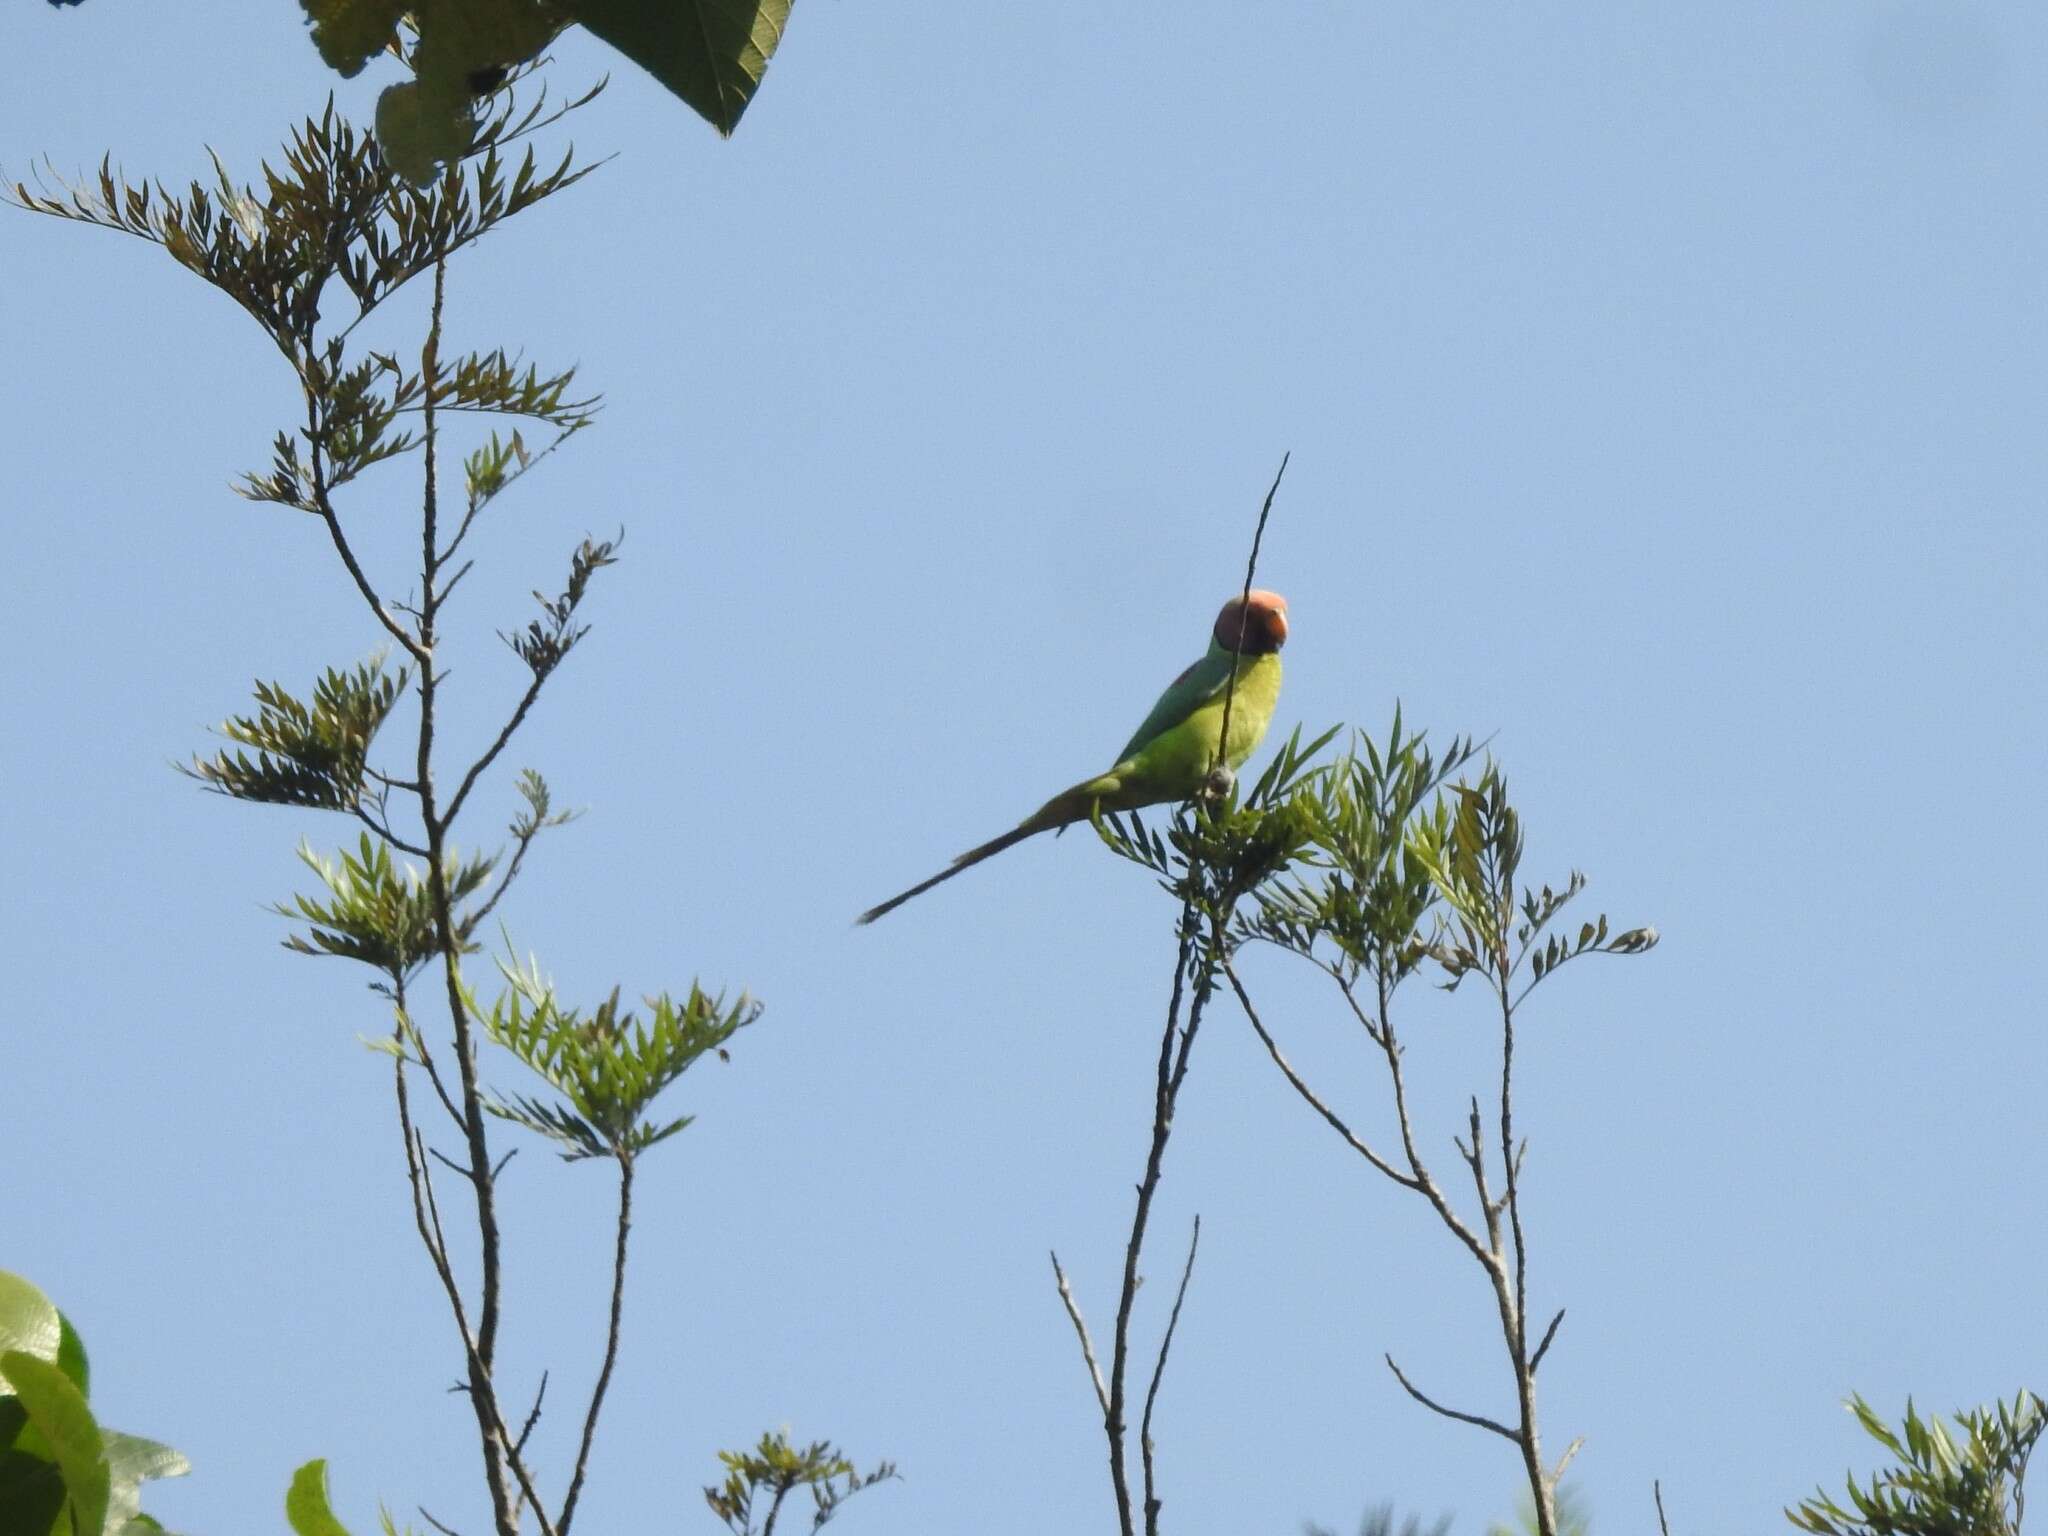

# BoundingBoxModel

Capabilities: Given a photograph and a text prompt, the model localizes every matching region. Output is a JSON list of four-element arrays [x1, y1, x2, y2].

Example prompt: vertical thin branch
[[407, 250, 518, 1536], [1654, 1479, 1671, 1536], [1139, 1214, 1201, 1533], [395, 1051, 558, 1536], [1496, 973, 1553, 1536], [1213, 452, 1288, 776], [1104, 902, 1203, 1536], [1050, 1253, 1109, 1420], [557, 1155, 634, 1536]]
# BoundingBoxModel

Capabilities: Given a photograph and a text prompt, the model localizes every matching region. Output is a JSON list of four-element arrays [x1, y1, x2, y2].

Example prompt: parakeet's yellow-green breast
[[857, 589, 1289, 924]]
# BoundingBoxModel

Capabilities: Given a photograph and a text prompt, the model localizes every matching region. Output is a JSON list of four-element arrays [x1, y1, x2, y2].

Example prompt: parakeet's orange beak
[[1216, 589, 1289, 654]]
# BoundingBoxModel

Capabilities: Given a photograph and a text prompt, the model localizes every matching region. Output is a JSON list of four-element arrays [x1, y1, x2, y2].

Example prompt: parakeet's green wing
[[1115, 646, 1236, 762]]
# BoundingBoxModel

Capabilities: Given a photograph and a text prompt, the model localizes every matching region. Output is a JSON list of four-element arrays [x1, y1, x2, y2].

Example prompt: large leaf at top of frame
[[568, 0, 792, 136]]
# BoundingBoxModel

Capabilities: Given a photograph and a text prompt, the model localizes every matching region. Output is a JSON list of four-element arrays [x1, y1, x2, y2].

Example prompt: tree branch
[[1139, 1215, 1201, 1534], [1223, 957, 1417, 1188], [1104, 902, 1206, 1536], [1050, 1251, 1109, 1421], [1529, 1308, 1565, 1376], [1213, 452, 1287, 776], [557, 1156, 633, 1536], [1383, 1353, 1520, 1444], [444, 671, 547, 828]]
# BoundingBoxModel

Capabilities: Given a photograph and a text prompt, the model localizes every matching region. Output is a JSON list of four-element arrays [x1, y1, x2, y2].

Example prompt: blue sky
[[5, 3, 2044, 1533]]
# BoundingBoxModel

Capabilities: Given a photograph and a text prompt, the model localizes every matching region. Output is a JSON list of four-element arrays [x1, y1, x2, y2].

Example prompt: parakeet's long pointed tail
[[856, 780, 1111, 924]]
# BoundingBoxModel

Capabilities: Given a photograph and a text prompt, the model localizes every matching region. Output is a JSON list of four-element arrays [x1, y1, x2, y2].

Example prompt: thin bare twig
[[1383, 1354, 1520, 1444], [1529, 1308, 1565, 1376], [429, 1144, 477, 1184], [1139, 1215, 1202, 1532], [1654, 1479, 1671, 1536], [413, 1130, 559, 1536], [418, 1507, 464, 1536], [556, 1156, 634, 1536], [1050, 1251, 1109, 1420], [1222, 957, 1416, 1188], [514, 1371, 549, 1457], [352, 802, 432, 858], [1355, 978, 1495, 1271], [1213, 452, 1288, 781], [401, 1010, 467, 1130], [1553, 1436, 1584, 1481], [444, 671, 546, 827], [465, 810, 545, 932]]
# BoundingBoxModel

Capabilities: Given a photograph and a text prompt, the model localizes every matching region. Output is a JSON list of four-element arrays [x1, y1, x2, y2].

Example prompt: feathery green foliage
[[479, 955, 761, 1160], [504, 534, 620, 680], [187, 658, 407, 811], [278, 835, 496, 981], [9, 51, 806, 1536], [702, 1431, 897, 1535], [1789, 1394, 2043, 1536], [1237, 712, 1658, 997]]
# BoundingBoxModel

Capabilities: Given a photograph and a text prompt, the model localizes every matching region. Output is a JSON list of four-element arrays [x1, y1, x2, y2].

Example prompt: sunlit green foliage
[[702, 1431, 896, 1534], [1235, 712, 1658, 999], [278, 834, 497, 981], [8, 49, 795, 1536], [504, 534, 619, 681], [9, 100, 599, 497], [186, 659, 407, 812], [479, 955, 760, 1160], [297, 0, 791, 161], [1789, 1394, 2043, 1536], [0, 1271, 189, 1536]]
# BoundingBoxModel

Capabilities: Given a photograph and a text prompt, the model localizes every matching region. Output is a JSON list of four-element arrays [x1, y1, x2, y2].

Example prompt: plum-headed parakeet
[[858, 589, 1289, 924]]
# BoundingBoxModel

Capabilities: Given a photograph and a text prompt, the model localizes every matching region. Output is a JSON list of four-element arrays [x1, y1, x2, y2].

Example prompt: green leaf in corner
[[568, 0, 792, 135], [1, 1352, 109, 1536], [286, 1458, 357, 1536], [0, 1274, 63, 1386], [55, 1315, 89, 1401]]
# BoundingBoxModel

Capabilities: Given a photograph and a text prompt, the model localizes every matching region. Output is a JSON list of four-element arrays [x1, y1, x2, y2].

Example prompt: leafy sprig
[[703, 1431, 898, 1535], [1790, 1393, 2043, 1536], [187, 657, 408, 812], [479, 954, 760, 1161], [278, 834, 496, 981]]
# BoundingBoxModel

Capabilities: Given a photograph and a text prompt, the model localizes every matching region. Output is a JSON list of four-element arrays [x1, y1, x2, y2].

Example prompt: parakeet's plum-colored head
[[1214, 589, 1289, 655]]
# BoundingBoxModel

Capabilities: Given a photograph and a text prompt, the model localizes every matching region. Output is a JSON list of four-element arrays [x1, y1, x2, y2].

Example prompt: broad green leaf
[[375, 78, 479, 185], [55, 1316, 89, 1401], [286, 1458, 355, 1536], [0, 1275, 62, 1388], [103, 1432, 191, 1531], [1, 1353, 108, 1536], [0, 1444, 66, 1536], [569, 0, 791, 135], [300, 0, 409, 76]]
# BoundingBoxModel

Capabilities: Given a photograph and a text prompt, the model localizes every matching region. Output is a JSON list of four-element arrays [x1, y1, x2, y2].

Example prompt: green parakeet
[[858, 589, 1289, 924]]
